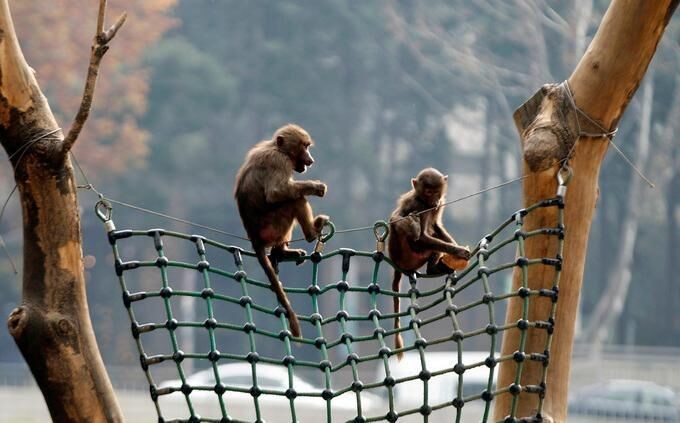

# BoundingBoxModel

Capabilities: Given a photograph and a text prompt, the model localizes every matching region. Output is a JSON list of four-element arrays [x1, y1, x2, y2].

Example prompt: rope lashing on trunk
[[98, 166, 570, 423]]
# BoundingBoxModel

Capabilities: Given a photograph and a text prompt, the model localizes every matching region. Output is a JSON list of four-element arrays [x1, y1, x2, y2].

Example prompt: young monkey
[[388, 168, 471, 358], [234, 124, 329, 337]]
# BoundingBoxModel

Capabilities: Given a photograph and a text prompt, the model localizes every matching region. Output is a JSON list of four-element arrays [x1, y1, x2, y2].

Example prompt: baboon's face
[[413, 169, 447, 208], [277, 130, 314, 173], [418, 181, 445, 208], [293, 138, 314, 173]]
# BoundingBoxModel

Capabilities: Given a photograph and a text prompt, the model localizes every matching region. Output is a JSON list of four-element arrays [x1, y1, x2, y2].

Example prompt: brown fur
[[234, 124, 328, 337], [387, 168, 470, 359]]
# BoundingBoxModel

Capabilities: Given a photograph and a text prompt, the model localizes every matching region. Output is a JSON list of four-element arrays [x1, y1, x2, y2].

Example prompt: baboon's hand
[[452, 246, 471, 260], [313, 182, 327, 197]]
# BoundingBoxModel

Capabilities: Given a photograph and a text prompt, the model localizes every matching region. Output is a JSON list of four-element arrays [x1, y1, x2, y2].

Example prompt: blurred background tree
[[11, 0, 177, 173], [0, 0, 677, 366]]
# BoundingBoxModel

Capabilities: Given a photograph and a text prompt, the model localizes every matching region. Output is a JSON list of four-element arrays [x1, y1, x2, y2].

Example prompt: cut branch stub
[[514, 83, 607, 172], [515, 84, 576, 172]]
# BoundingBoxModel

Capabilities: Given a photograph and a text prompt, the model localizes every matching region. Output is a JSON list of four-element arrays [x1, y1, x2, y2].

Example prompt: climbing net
[[100, 172, 568, 423]]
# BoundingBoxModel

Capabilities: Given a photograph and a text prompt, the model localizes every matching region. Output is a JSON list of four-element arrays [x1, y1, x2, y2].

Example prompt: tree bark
[[582, 73, 653, 351], [1, 0, 123, 421], [494, 1, 678, 422]]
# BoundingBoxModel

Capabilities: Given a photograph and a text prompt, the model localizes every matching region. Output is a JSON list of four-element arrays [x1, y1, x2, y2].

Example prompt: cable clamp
[[556, 164, 572, 198], [314, 220, 335, 253], [373, 221, 389, 253], [77, 183, 105, 200], [95, 199, 116, 232]]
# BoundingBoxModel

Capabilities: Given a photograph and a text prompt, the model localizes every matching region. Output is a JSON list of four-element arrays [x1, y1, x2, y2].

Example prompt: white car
[[568, 379, 680, 422], [157, 362, 377, 422], [368, 351, 497, 423]]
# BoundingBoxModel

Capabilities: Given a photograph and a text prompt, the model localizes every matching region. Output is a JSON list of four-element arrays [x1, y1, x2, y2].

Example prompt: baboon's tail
[[255, 248, 301, 337]]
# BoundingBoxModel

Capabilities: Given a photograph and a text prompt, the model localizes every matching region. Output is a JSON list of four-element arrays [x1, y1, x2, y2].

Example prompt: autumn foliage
[[11, 0, 177, 173]]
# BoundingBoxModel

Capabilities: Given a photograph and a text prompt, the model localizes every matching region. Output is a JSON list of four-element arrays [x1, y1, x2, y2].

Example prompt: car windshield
[[642, 385, 676, 406], [224, 375, 286, 389], [461, 381, 491, 397], [597, 389, 639, 402], [574, 381, 677, 406], [185, 366, 314, 392]]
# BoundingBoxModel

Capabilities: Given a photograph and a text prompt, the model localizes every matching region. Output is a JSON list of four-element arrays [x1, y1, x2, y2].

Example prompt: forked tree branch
[[61, 0, 126, 154]]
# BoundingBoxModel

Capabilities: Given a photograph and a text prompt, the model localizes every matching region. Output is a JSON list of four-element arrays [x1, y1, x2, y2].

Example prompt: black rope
[[106, 189, 568, 423]]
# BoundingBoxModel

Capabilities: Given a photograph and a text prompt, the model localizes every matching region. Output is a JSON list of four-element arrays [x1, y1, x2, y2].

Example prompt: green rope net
[[99, 179, 566, 423]]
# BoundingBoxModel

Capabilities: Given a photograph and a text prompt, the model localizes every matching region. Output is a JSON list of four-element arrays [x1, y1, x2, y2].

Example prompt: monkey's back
[[388, 191, 433, 271], [234, 142, 296, 245]]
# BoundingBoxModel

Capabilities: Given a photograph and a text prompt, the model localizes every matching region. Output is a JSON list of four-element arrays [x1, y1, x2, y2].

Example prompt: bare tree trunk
[[661, 74, 680, 339], [583, 72, 654, 350], [1, 0, 125, 421], [479, 98, 494, 233], [494, 1, 678, 422], [668, 146, 680, 333]]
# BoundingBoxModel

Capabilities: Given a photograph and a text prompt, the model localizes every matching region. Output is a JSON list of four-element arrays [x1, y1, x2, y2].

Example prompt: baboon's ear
[[411, 178, 418, 189], [276, 135, 285, 147], [443, 174, 449, 181]]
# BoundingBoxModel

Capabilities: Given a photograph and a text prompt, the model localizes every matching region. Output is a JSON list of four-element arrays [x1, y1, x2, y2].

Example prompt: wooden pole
[[1, 0, 125, 421], [494, 1, 678, 422]]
